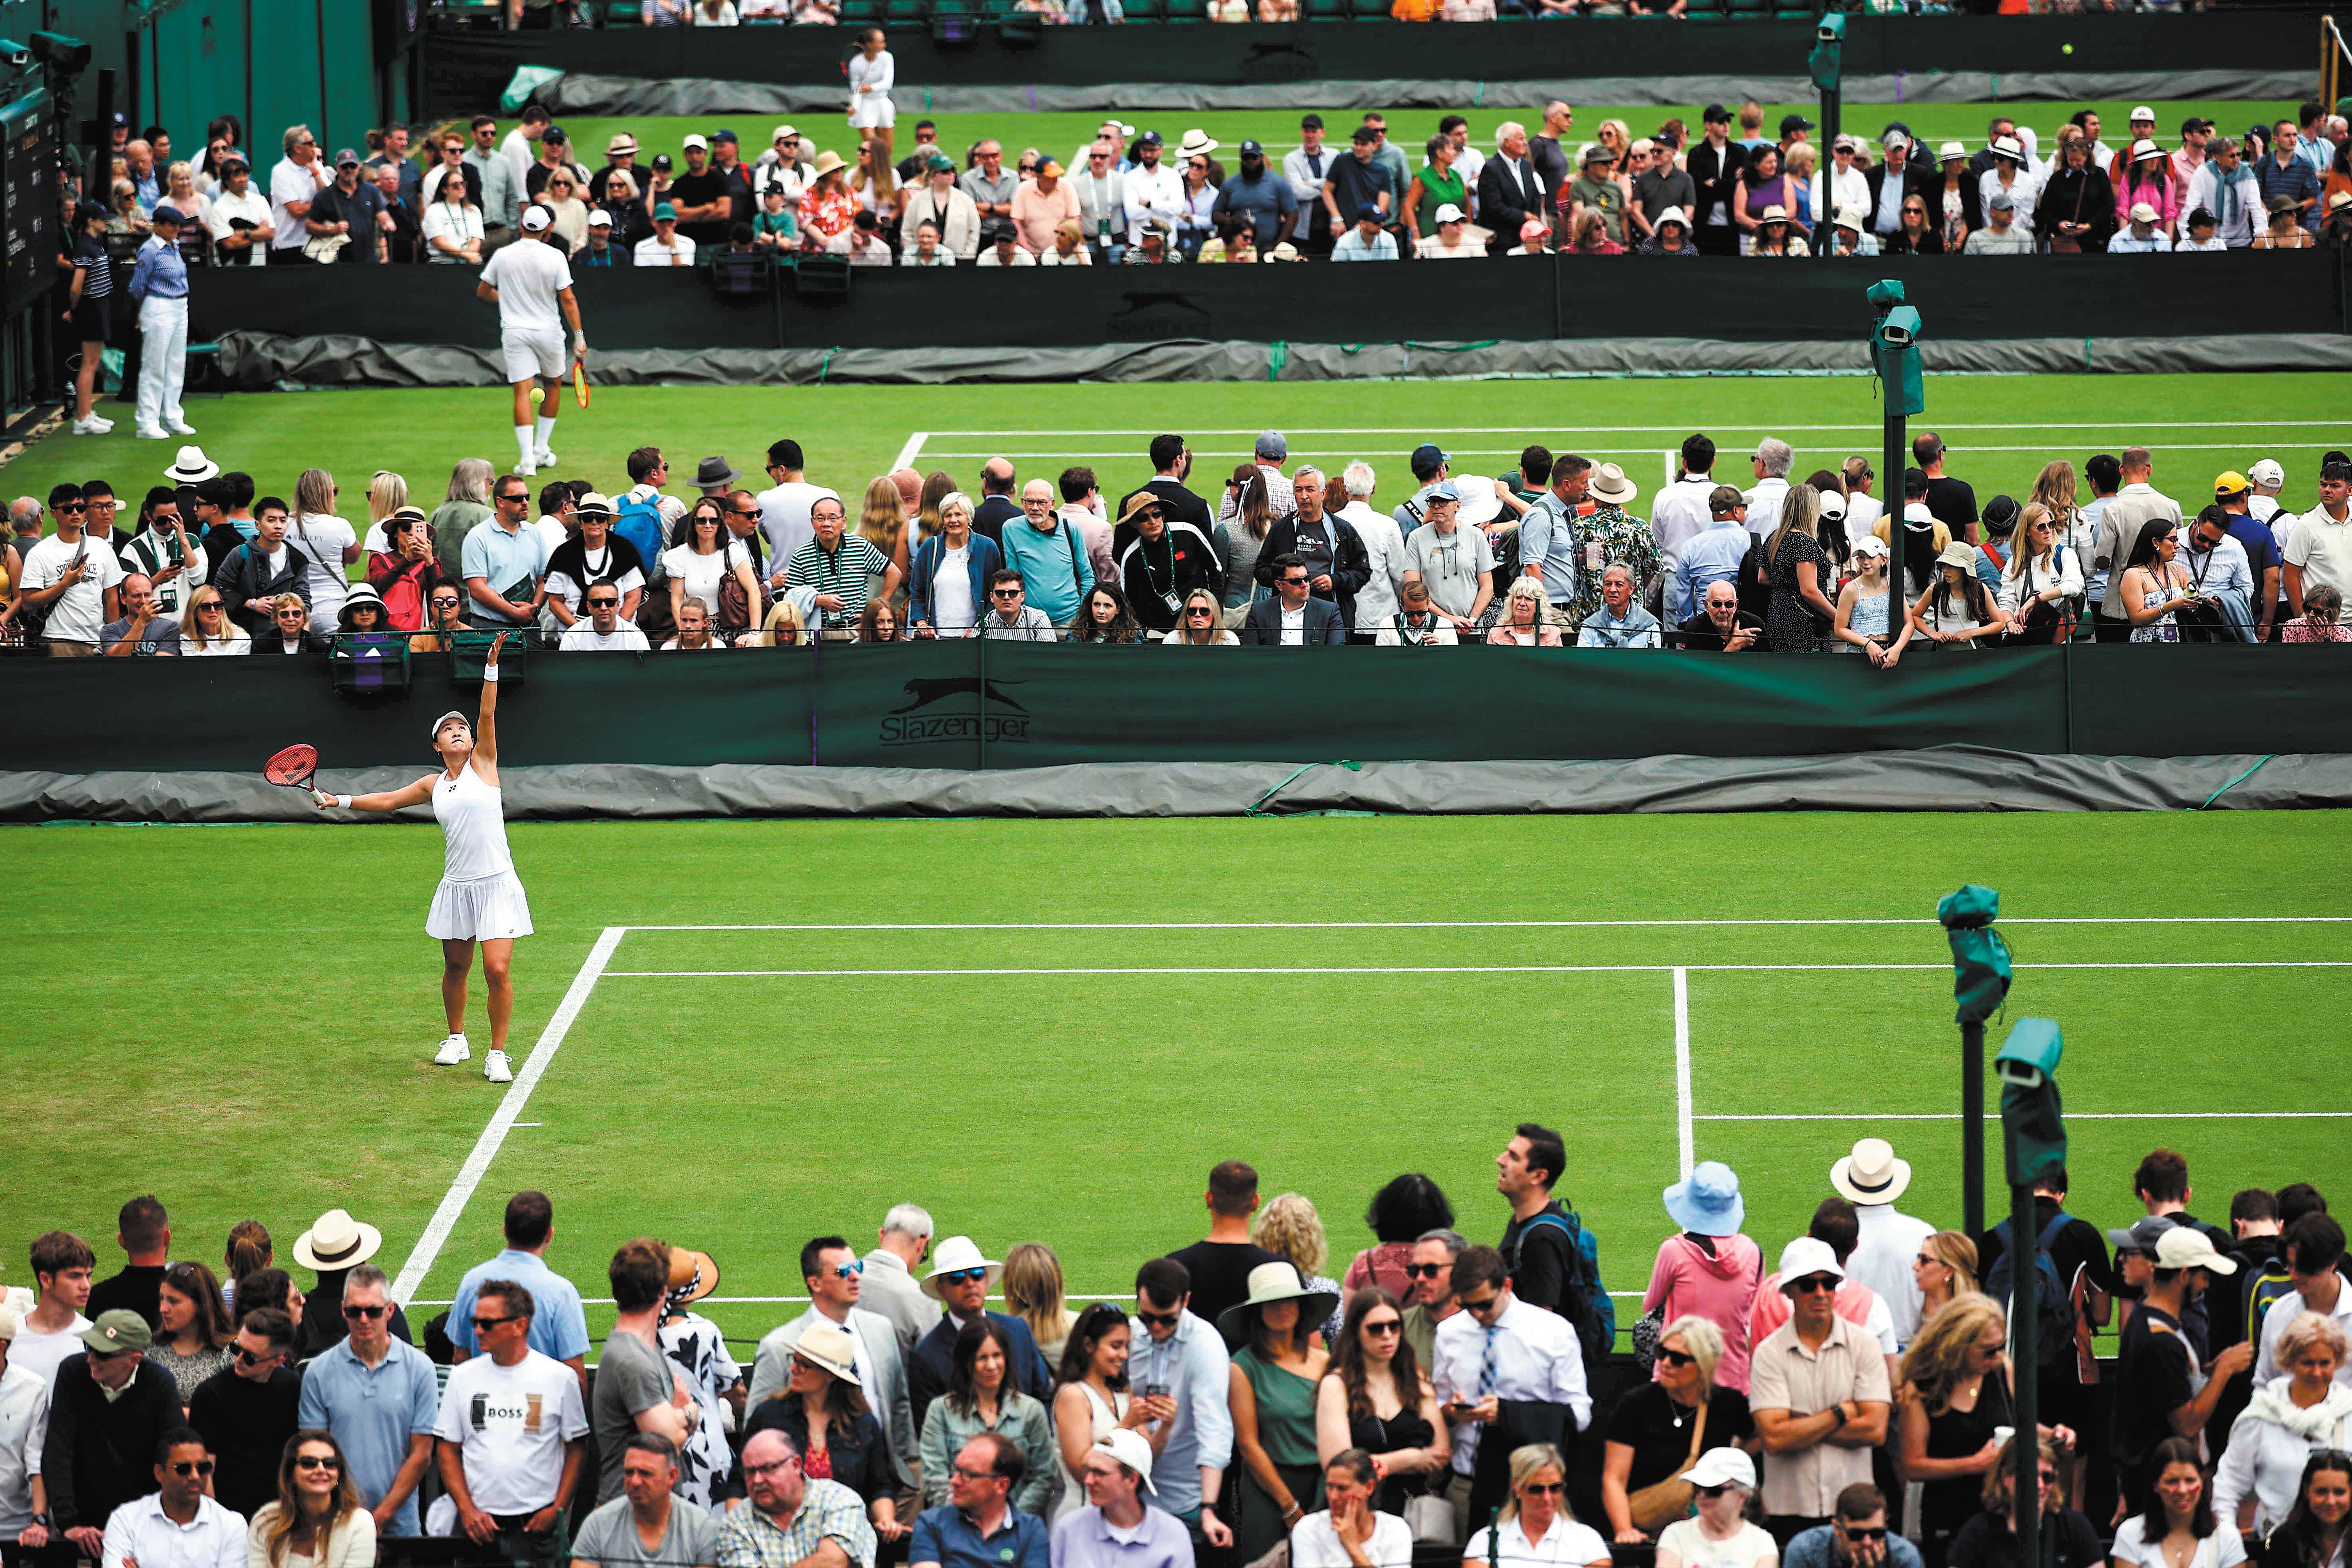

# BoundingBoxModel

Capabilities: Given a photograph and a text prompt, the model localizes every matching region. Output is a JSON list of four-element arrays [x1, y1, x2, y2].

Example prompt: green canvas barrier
[[6, 644, 2349, 778]]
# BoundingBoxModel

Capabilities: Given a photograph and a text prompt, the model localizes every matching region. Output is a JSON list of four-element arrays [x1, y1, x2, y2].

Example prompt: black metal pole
[[2010, 1150, 2041, 1568], [1964, 1022, 1985, 1241], [1817, 87, 1840, 261], [1884, 404, 1906, 647]]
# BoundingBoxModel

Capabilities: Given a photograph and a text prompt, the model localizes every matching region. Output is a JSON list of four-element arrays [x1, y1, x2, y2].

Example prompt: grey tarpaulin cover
[[541, 68, 2307, 116], [219, 331, 2352, 390], [0, 750, 2338, 823]]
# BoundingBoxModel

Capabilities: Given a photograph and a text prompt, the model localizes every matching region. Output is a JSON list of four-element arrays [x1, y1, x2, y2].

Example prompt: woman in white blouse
[[1468, 1443, 1612, 1568], [2113, 1437, 2248, 1568], [848, 29, 897, 170], [1998, 503, 2085, 643], [2215, 1315, 2352, 1540], [421, 167, 484, 265], [246, 1430, 375, 1568], [1655, 1448, 1776, 1568], [1292, 1449, 1414, 1568], [180, 587, 251, 655], [663, 498, 760, 636]]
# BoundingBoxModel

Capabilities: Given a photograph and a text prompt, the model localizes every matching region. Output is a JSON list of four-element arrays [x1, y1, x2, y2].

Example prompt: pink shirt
[[1011, 179, 1080, 255], [1642, 1234, 1763, 1393], [1344, 1243, 1417, 1303]]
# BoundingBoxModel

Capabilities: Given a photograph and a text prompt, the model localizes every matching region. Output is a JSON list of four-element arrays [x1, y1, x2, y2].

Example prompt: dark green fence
[[6, 643, 2348, 776]]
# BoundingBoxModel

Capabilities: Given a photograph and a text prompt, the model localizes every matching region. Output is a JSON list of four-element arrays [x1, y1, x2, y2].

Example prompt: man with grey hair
[[10, 496, 41, 552], [1332, 461, 1405, 638], [1744, 438, 1795, 539], [1215, 432, 1295, 533], [862, 1207, 943, 1364], [1402, 1229, 1467, 1369]]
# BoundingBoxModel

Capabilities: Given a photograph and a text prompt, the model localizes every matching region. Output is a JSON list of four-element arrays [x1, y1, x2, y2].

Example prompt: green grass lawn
[[4, 810, 2346, 1351], [18, 374, 2348, 549], [511, 101, 2295, 175]]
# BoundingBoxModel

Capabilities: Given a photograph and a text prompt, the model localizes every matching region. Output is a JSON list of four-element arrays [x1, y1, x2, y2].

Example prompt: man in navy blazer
[[1241, 553, 1347, 644], [906, 1237, 1055, 1434]]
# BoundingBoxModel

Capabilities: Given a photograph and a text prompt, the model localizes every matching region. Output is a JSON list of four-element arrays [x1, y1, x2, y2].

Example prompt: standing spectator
[[595, 1241, 698, 1506], [1346, 1178, 1454, 1304], [999, 481, 1093, 629], [1602, 1316, 1754, 1545], [1431, 1246, 1590, 1532], [657, 1247, 746, 1517], [288, 470, 361, 634], [1673, 486, 1751, 621], [1894, 1296, 2014, 1567], [1631, 138, 1697, 246], [1256, 468, 1368, 630], [119, 489, 204, 620], [435, 1278, 589, 1565], [17, 481, 123, 654], [447, 1192, 590, 1382], [2, 1325, 49, 1548], [1127, 1259, 1234, 1546], [87, 1199, 171, 1329], [101, 1428, 243, 1568], [2254, 1216, 2352, 1387], [189, 1307, 301, 1520], [571, 1434, 719, 1568], [1835, 1140, 1938, 1351], [2284, 461, 2352, 626], [1749, 1239, 1891, 1544], [1476, 123, 1544, 255], [1113, 493, 1222, 639], [1688, 108, 1748, 256], [1516, 454, 1588, 627], [1763, 485, 1839, 652], [148, 1264, 233, 1405], [1402, 1233, 1465, 1372], [1049, 1303, 1140, 1521], [2215, 1314, 2352, 1538], [1655, 1448, 1774, 1568], [1496, 1122, 1600, 1332], [2254, 121, 2322, 226], [2111, 141, 2176, 240], [270, 125, 329, 261], [1167, 1164, 1283, 1333], [44, 1312, 181, 1552], [1224, 1264, 1335, 1563], [918, 1321, 1058, 1519], [2089, 448, 2181, 639], [790, 495, 890, 641], [2035, 131, 2115, 253], [2114, 1230, 2251, 1516], [1332, 462, 1406, 638], [720, 1427, 878, 1568], [2185, 138, 2259, 247], [1401, 484, 1494, 638], [1314, 1288, 1447, 1515], [910, 1240, 1055, 1435], [1322, 129, 1394, 252], [909, 495, 1000, 639], [748, 1235, 917, 1501], [1642, 1164, 1763, 1394], [297, 1264, 438, 1537]]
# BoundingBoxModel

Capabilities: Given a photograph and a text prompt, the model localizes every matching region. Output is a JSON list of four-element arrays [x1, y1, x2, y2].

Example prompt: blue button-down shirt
[[911, 1504, 1049, 1568], [446, 1248, 592, 1362], [127, 235, 189, 303], [1673, 518, 1752, 619], [1517, 491, 1581, 608], [1049, 1505, 1195, 1568], [1123, 1311, 1231, 1522], [296, 1336, 442, 1536]]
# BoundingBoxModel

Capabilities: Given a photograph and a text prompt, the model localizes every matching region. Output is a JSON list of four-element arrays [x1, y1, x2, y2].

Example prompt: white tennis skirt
[[426, 871, 535, 942], [849, 96, 895, 129]]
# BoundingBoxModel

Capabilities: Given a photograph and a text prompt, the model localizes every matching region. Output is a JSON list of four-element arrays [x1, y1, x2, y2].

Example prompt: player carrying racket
[[310, 634, 532, 1082], [476, 203, 585, 479]]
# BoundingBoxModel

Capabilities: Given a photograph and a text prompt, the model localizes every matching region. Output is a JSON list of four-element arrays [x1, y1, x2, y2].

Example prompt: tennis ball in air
[[2061, 42, 2072, 52]]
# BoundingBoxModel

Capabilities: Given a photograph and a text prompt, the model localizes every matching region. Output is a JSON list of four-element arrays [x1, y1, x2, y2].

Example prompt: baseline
[[619, 918, 2352, 931], [606, 961, 2352, 976], [389, 925, 629, 1301]]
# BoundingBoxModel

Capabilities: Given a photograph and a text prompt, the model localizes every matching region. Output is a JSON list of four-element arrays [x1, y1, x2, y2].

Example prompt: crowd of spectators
[[6, 425, 2350, 654], [69, 96, 2352, 276], [6, 1144, 2349, 1568]]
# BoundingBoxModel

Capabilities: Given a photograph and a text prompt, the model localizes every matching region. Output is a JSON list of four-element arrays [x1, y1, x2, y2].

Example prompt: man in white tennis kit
[[309, 636, 533, 1083], [476, 206, 586, 479]]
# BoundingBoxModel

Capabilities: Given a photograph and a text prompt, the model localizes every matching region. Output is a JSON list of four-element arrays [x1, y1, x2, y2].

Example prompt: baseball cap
[[1351, 125, 1379, 145], [1356, 202, 1384, 223], [81, 1309, 152, 1355], [333, 147, 360, 167], [587, 208, 614, 228], [711, 128, 738, 145], [1410, 442, 1450, 478], [2107, 1214, 2176, 1252], [653, 201, 679, 221], [1853, 533, 1889, 559], [520, 206, 554, 232], [1686, 1449, 1756, 1491], [1038, 159, 1064, 178], [1428, 480, 1461, 503], [1300, 113, 1325, 130], [2214, 470, 2251, 496], [1834, 133, 1861, 153], [1780, 112, 1815, 135], [149, 204, 184, 225], [2155, 1228, 2238, 1275], [542, 125, 567, 144], [773, 124, 800, 142], [1096, 1430, 1157, 1493], [2128, 201, 2158, 224], [682, 133, 709, 151], [2129, 105, 2157, 121], [1239, 138, 1265, 157], [2250, 459, 2286, 489], [1433, 202, 1464, 224], [1882, 129, 1909, 150], [1988, 191, 2015, 211], [1135, 129, 1162, 148]]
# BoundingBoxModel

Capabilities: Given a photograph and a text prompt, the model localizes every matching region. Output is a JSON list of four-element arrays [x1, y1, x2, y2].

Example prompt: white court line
[[390, 926, 627, 1301], [621, 917, 2352, 929], [918, 422, 2352, 437], [891, 432, 929, 472], [1697, 1112, 2352, 1121], [1672, 968, 1693, 1183], [608, 961, 2352, 977], [931, 444, 2270, 459]]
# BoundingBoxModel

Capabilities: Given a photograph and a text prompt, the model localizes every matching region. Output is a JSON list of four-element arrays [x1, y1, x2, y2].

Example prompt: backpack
[[612, 493, 667, 569], [2242, 1252, 2298, 1347], [1511, 1208, 1616, 1369], [1985, 1212, 2079, 1374]]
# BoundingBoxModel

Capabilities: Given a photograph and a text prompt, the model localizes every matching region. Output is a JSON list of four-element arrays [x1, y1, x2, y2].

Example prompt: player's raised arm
[[473, 631, 506, 778]]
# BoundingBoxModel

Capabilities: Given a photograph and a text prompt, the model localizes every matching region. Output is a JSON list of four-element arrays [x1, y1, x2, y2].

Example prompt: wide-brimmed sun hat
[[293, 1209, 383, 1272], [791, 1321, 862, 1381], [1216, 1261, 1341, 1341], [1589, 462, 1639, 506], [921, 1235, 1003, 1299], [1830, 1137, 1913, 1205], [1663, 1160, 1745, 1237]]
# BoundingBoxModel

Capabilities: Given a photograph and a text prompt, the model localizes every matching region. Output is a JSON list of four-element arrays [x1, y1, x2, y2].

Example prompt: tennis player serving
[[311, 633, 532, 1083]]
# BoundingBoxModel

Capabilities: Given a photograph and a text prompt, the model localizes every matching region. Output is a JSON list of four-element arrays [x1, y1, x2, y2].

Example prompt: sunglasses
[[235, 1345, 281, 1366], [196, 601, 223, 611], [1136, 1309, 1182, 1328], [989, 590, 1021, 600], [294, 1455, 342, 1471], [1522, 1482, 1566, 1496], [1843, 1528, 1888, 1542], [432, 596, 461, 607], [1281, 576, 1309, 586], [1404, 1263, 1445, 1279], [1697, 1484, 1733, 1498], [1791, 1275, 1838, 1295], [1658, 1348, 1696, 1368], [277, 609, 306, 620], [171, 1460, 217, 1477], [57, 501, 86, 513], [470, 1315, 515, 1333], [1459, 1292, 1501, 1313], [1363, 1319, 1403, 1336], [587, 597, 619, 608], [939, 1267, 990, 1284], [1185, 607, 1214, 617], [825, 1261, 864, 1279], [341, 1303, 388, 1319]]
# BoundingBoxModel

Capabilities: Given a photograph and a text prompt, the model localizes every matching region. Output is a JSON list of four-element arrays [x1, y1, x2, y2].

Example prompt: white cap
[[1433, 202, 1464, 224], [587, 208, 614, 227], [1882, 129, 1909, 150], [2130, 105, 2157, 121], [2129, 201, 2158, 224], [430, 709, 470, 742], [2155, 1227, 2239, 1275], [1654, 206, 1688, 228], [1817, 491, 1848, 520], [1685, 1449, 1756, 1491], [519, 206, 553, 233], [1094, 1430, 1157, 1494], [772, 124, 799, 142], [1853, 533, 1888, 558], [2250, 458, 2286, 489], [682, 133, 710, 151], [1777, 1236, 1846, 1289]]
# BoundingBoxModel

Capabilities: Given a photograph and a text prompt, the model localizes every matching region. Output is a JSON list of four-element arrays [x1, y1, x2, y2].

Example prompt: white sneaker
[[72, 416, 107, 435], [432, 1033, 471, 1065], [86, 413, 114, 430], [483, 1050, 513, 1084], [168, 420, 197, 435], [134, 426, 169, 440], [535, 448, 556, 467], [514, 457, 537, 477]]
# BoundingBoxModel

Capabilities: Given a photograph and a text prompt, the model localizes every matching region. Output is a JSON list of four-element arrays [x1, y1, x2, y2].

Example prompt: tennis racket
[[573, 359, 589, 410], [264, 742, 326, 805]]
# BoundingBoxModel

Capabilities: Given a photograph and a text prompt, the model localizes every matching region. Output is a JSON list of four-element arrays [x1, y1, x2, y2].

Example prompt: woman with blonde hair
[[1486, 577, 1564, 646], [162, 161, 210, 229], [2215, 1312, 2352, 1538], [1949, 1435, 2101, 1568], [1164, 585, 1235, 645], [1998, 503, 2084, 643], [1763, 484, 1838, 651], [1474, 1443, 1612, 1568], [1602, 1314, 1757, 1543], [754, 595, 806, 648], [1254, 1196, 1346, 1344], [1913, 1233, 1978, 1324], [360, 471, 410, 552], [1900, 1295, 2042, 1567], [1039, 217, 1092, 266], [290, 468, 362, 633], [247, 1429, 372, 1568], [181, 587, 251, 655], [1003, 1244, 1075, 1370], [856, 476, 911, 610], [259, 593, 326, 655]]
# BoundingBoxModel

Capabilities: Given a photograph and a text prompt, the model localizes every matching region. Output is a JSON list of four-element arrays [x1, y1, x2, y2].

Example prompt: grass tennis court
[[4, 810, 2346, 1351], [15, 375, 2348, 535]]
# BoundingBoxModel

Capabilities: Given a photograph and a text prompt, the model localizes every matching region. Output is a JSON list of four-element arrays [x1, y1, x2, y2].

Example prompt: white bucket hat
[[1777, 1236, 1846, 1291], [1095, 1429, 1158, 1493], [293, 1208, 383, 1272], [1831, 1137, 1913, 1205], [920, 1236, 1002, 1299]]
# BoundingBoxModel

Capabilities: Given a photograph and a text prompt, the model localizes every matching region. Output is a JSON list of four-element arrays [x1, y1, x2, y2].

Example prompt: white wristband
[[337, 794, 352, 809], [482, 664, 500, 684]]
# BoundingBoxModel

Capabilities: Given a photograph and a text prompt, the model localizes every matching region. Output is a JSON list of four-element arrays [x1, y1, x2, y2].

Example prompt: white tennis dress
[[424, 758, 535, 941]]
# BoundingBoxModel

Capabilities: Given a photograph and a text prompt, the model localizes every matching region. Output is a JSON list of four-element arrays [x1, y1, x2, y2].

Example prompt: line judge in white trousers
[[126, 204, 195, 440]]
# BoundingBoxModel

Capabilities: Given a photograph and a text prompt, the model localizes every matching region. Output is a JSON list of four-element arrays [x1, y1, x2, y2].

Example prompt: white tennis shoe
[[432, 1033, 471, 1065], [534, 448, 556, 467], [483, 1050, 513, 1084]]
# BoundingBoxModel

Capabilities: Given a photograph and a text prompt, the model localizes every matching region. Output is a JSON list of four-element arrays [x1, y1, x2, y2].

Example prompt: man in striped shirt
[[787, 495, 887, 641]]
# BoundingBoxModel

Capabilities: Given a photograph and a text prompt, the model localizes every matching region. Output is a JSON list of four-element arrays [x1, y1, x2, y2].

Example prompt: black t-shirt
[[665, 168, 732, 245], [1948, 1509, 2105, 1568], [1167, 1240, 1282, 1337], [87, 1264, 166, 1329], [1671, 611, 1766, 650], [1288, 514, 1336, 593], [523, 160, 588, 201], [1925, 475, 1979, 533], [1604, 1382, 1753, 1492], [310, 181, 388, 263], [2112, 1302, 2193, 1470], [188, 1365, 304, 1518], [1501, 1200, 1574, 1315]]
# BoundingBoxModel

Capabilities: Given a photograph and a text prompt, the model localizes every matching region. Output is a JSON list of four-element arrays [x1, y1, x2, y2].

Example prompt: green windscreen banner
[[5, 643, 2349, 775]]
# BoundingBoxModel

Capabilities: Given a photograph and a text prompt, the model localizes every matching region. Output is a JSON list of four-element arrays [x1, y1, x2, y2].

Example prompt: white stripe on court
[[1672, 968, 1693, 1183], [891, 432, 929, 472], [391, 926, 627, 1301], [619, 917, 2352, 929], [1696, 1112, 2352, 1121], [917, 422, 2352, 437], [607, 961, 2352, 977], [926, 444, 2277, 460], [408, 1288, 1654, 1306]]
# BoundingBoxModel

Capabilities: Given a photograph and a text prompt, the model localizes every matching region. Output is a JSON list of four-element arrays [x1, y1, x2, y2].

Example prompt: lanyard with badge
[[1136, 532, 1181, 615]]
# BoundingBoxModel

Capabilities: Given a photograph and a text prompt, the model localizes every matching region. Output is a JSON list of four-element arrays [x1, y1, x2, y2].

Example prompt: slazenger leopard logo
[[879, 677, 1031, 746]]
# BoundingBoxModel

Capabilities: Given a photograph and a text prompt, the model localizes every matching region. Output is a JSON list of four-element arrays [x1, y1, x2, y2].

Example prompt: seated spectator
[[1051, 1430, 1187, 1568], [1674, 581, 1764, 651], [248, 1429, 376, 1568], [1577, 565, 1663, 647], [1418, 205, 1482, 259], [2109, 203, 2173, 253], [1751, 205, 1809, 257], [1963, 193, 2033, 253], [1604, 1315, 1755, 1544], [635, 202, 692, 267], [666, 597, 728, 651], [2175, 207, 2227, 252], [1566, 211, 1624, 256], [1822, 209, 1878, 257], [1164, 586, 1236, 646], [557, 586, 649, 651], [977, 222, 1038, 267], [410, 585, 470, 653], [1065, 583, 1145, 645], [2282, 585, 2352, 641], [829, 209, 894, 266], [1037, 220, 1091, 267], [1643, 208, 1698, 255], [105, 1428, 244, 1568], [1332, 205, 1398, 262], [1507, 219, 1551, 256], [910, 1433, 1046, 1568], [721, 1428, 879, 1568], [99, 573, 181, 656], [904, 221, 953, 267], [1242, 553, 1345, 645], [856, 599, 904, 643], [1291, 1448, 1413, 1568], [1946, 1436, 2100, 1568], [258, 593, 328, 655], [179, 587, 249, 655], [1125, 218, 1180, 265], [981, 569, 1057, 640], [1783, 1484, 1920, 1568], [1371, 579, 1459, 646], [2252, 195, 2316, 249], [1655, 1449, 1774, 1568], [1831, 535, 1910, 667]]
